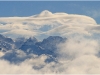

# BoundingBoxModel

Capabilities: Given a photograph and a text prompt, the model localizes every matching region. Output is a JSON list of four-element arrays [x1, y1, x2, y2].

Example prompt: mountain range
[[0, 34, 66, 62]]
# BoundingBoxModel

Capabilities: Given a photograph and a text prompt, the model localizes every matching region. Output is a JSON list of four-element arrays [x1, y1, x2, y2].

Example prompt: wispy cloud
[[86, 10, 100, 18]]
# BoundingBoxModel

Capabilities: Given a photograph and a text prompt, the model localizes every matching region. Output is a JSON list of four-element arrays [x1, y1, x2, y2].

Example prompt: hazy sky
[[0, 1, 100, 23]]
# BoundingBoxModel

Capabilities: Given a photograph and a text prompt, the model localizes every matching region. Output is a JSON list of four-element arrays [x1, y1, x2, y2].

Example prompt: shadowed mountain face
[[14, 37, 27, 49], [0, 34, 14, 44], [0, 34, 67, 62], [20, 36, 66, 56], [0, 34, 14, 51]]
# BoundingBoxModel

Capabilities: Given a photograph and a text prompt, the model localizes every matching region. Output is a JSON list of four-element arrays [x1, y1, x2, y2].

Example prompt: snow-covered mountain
[[20, 36, 66, 56], [0, 34, 66, 56], [0, 34, 14, 51]]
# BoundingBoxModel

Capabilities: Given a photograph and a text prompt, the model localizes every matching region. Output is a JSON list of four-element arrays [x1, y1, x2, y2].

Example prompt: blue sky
[[0, 1, 100, 23]]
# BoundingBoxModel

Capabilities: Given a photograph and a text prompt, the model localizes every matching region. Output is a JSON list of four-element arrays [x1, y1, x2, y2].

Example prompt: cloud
[[0, 10, 100, 74], [0, 50, 48, 74], [56, 36, 100, 74], [86, 10, 100, 18], [0, 10, 99, 40], [0, 35, 100, 74]]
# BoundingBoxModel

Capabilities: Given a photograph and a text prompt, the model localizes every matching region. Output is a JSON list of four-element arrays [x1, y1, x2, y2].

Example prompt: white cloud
[[56, 36, 100, 74], [0, 10, 99, 39], [0, 51, 4, 57], [0, 10, 100, 74], [0, 35, 100, 74]]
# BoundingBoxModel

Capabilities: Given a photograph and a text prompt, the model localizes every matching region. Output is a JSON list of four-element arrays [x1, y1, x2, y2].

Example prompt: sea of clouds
[[0, 35, 100, 74], [0, 10, 100, 74]]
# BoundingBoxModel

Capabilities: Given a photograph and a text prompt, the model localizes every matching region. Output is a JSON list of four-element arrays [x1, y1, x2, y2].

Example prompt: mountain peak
[[39, 10, 53, 17]]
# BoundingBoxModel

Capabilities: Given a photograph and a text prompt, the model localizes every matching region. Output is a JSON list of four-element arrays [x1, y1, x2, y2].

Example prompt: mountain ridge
[[0, 34, 66, 56]]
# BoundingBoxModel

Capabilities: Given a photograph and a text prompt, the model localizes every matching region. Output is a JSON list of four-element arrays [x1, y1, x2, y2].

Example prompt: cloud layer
[[0, 35, 100, 74], [0, 10, 100, 40], [0, 10, 100, 74]]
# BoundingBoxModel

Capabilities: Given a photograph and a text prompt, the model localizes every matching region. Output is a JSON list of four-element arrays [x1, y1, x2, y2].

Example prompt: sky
[[0, 1, 100, 24]]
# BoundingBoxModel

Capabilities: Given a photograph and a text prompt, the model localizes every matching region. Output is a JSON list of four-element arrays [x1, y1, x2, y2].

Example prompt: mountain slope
[[0, 34, 14, 51], [20, 36, 66, 56]]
